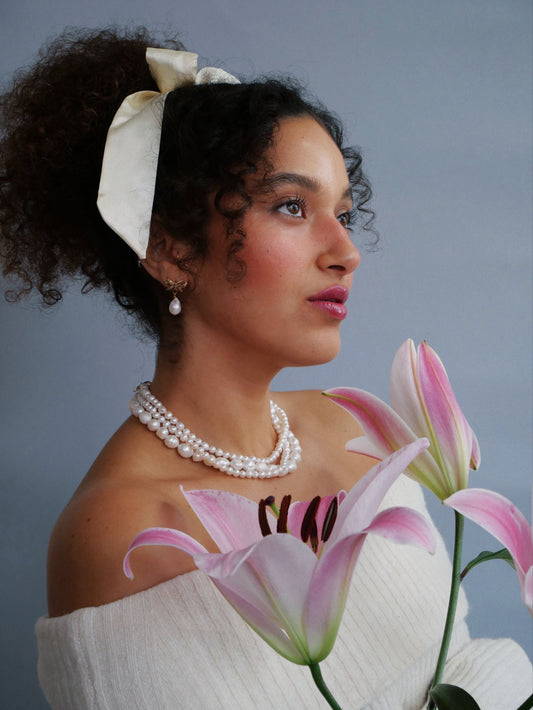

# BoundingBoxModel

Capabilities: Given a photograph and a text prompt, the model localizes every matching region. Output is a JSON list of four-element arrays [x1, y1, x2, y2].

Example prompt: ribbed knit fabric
[[36, 477, 532, 709]]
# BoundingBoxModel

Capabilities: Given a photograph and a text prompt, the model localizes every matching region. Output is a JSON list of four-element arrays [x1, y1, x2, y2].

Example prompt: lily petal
[[330, 438, 430, 543], [390, 339, 432, 440], [364, 506, 436, 553], [418, 342, 472, 490], [344, 435, 387, 461], [470, 430, 481, 471], [444, 488, 533, 580], [445, 488, 533, 613], [524, 567, 533, 612], [326, 386, 418, 455], [326, 386, 447, 498], [181, 487, 271, 552], [123, 526, 208, 579], [306, 502, 436, 661], [212, 579, 310, 664], [305, 533, 367, 660], [202, 534, 317, 663]]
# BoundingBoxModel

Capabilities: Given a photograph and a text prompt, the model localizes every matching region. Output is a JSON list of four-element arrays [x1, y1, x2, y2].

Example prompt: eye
[[277, 198, 305, 218], [337, 211, 353, 229]]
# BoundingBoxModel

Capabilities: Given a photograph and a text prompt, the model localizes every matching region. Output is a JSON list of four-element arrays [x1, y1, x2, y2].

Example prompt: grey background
[[1, 1, 531, 707]]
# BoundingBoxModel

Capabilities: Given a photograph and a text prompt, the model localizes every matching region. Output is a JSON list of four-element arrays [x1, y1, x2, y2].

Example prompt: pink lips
[[307, 285, 349, 320]]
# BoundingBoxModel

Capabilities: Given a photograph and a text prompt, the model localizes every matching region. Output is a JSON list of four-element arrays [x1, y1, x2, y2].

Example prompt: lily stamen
[[301, 495, 321, 544], [310, 520, 319, 553], [321, 497, 338, 543], [258, 498, 272, 537], [277, 494, 291, 533]]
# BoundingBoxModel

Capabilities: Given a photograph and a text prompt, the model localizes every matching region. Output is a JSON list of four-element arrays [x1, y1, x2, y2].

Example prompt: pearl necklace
[[129, 382, 302, 479]]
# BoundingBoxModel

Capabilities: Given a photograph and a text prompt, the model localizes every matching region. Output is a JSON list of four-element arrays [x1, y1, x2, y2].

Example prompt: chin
[[287, 337, 342, 368]]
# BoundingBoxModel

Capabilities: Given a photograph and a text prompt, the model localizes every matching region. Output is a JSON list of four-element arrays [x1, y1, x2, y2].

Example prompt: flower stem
[[428, 510, 464, 709], [516, 693, 533, 710], [309, 663, 343, 709]]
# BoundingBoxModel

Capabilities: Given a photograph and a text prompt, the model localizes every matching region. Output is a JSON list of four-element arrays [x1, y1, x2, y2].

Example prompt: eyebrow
[[261, 172, 352, 201]]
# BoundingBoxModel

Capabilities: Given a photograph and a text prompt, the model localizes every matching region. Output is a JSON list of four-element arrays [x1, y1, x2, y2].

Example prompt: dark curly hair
[[0, 26, 375, 342]]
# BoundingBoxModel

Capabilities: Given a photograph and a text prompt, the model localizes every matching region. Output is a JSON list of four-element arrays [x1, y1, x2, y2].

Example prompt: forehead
[[265, 115, 349, 190]]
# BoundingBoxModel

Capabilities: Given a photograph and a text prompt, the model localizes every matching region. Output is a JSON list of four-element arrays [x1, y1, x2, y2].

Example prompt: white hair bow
[[97, 48, 239, 259]]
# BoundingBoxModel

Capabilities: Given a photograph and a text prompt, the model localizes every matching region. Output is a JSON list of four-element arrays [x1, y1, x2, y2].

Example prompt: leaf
[[460, 548, 515, 580], [429, 683, 482, 710]]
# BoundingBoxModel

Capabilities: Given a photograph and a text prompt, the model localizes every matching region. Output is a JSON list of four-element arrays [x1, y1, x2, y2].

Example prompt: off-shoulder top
[[36, 477, 532, 709]]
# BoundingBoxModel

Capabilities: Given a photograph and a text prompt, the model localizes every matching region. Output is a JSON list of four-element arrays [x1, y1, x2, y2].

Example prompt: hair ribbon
[[97, 48, 239, 259]]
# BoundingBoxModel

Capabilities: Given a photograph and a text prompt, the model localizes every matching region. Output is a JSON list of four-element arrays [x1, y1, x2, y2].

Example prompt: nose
[[317, 217, 361, 275]]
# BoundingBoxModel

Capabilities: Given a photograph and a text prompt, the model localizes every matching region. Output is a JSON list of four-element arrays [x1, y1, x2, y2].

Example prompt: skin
[[47, 116, 375, 617]]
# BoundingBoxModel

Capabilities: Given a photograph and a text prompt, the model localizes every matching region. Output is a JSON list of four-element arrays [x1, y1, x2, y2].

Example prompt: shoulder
[[274, 388, 364, 440], [47, 475, 194, 617]]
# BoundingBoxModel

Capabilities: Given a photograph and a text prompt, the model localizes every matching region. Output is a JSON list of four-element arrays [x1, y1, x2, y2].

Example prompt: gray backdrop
[[1, 1, 531, 708]]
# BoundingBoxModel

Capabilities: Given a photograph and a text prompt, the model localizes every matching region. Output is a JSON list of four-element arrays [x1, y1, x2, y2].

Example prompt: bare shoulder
[[274, 389, 364, 440], [47, 470, 195, 617]]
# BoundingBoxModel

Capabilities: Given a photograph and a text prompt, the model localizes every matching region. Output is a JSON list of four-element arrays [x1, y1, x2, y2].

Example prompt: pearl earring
[[164, 279, 188, 316]]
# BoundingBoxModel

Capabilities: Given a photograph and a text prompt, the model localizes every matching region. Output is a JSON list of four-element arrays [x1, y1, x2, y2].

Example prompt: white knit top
[[36, 477, 532, 709]]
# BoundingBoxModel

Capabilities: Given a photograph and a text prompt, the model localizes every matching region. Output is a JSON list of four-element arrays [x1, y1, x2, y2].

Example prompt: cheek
[[242, 238, 307, 288]]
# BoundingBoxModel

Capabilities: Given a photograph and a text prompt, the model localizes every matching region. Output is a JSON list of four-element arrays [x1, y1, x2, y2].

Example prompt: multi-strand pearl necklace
[[129, 382, 301, 479]]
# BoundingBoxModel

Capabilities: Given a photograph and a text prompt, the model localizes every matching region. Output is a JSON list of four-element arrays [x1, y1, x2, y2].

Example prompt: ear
[[140, 223, 188, 286]]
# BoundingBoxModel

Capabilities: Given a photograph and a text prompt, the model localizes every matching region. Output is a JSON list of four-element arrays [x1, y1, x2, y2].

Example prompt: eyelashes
[[274, 195, 354, 230], [275, 195, 308, 218]]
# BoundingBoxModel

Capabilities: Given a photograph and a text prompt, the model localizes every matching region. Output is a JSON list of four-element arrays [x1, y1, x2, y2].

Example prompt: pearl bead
[[147, 419, 160, 431], [164, 436, 179, 448], [156, 427, 169, 440], [169, 297, 182, 315], [139, 411, 152, 425], [129, 402, 143, 417], [178, 443, 193, 458]]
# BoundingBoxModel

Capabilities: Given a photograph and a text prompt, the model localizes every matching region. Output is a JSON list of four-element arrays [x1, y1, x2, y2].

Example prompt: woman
[[1, 27, 530, 710]]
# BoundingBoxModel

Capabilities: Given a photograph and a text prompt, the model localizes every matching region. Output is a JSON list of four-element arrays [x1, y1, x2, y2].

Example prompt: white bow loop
[[97, 48, 239, 259]]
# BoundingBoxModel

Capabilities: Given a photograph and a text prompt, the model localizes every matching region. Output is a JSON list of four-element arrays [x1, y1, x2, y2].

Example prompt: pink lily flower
[[444, 488, 533, 615], [124, 440, 435, 665], [326, 339, 481, 500]]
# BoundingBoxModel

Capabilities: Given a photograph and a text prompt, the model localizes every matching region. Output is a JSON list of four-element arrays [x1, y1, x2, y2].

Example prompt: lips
[[307, 285, 349, 320], [308, 285, 349, 304]]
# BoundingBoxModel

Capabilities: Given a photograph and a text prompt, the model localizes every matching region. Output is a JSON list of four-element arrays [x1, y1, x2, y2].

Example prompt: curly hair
[[0, 26, 375, 342]]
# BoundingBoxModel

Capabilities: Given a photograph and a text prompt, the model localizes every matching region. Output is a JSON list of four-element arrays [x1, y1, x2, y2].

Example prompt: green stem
[[309, 663, 343, 710], [428, 511, 464, 710], [517, 693, 533, 710]]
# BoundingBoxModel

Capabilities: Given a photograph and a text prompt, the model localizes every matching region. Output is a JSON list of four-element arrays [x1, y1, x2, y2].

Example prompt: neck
[[149, 340, 282, 459]]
